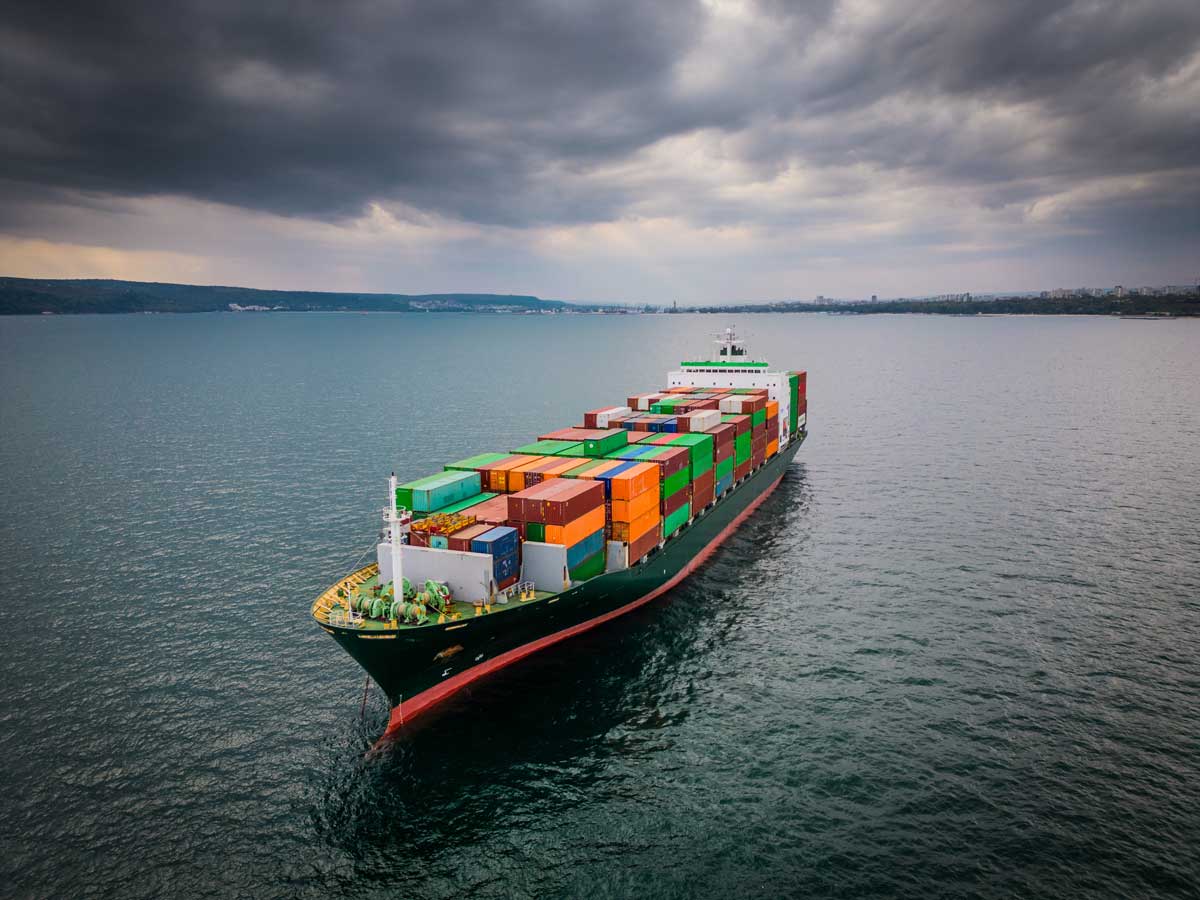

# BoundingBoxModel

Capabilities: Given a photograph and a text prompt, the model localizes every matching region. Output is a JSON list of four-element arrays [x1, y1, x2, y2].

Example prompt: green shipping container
[[663, 501, 690, 537], [568, 550, 605, 582], [668, 433, 714, 477], [430, 492, 497, 516], [583, 430, 628, 457], [715, 456, 734, 480], [735, 432, 752, 464], [396, 469, 481, 513], [513, 439, 584, 456], [444, 452, 510, 473], [788, 373, 800, 433], [751, 408, 767, 427], [527, 522, 546, 542], [662, 468, 690, 498]]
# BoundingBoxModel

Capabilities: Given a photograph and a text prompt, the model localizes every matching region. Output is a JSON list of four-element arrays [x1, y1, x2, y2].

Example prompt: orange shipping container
[[544, 505, 606, 546], [766, 439, 779, 457], [610, 487, 658, 522], [510, 456, 554, 491], [608, 462, 660, 501], [766, 400, 779, 419], [610, 508, 660, 543], [479, 454, 541, 492]]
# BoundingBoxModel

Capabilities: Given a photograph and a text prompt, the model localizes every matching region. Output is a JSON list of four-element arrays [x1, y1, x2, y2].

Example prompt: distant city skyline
[[1, 1, 1197, 303]]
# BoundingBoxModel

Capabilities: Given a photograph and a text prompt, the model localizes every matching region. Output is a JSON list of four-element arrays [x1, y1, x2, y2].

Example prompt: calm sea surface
[[2, 312, 1199, 899]]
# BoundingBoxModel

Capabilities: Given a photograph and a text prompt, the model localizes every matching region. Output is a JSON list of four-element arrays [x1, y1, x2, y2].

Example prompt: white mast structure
[[384, 472, 411, 594]]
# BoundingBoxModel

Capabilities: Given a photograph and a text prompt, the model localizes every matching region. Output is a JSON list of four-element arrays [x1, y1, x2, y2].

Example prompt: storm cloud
[[1, 0, 1197, 299]]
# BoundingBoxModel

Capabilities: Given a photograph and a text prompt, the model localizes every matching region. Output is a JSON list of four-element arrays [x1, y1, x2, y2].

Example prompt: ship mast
[[385, 472, 409, 594]]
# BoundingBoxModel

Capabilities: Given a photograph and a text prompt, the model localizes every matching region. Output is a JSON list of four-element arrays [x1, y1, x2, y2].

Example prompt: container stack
[[507, 479, 607, 581], [477, 454, 540, 492], [583, 406, 631, 428], [627, 392, 666, 411], [396, 470, 482, 515], [408, 512, 478, 548], [470, 525, 521, 590], [669, 432, 715, 511], [706, 422, 737, 497], [765, 400, 780, 458], [789, 370, 808, 432], [723, 414, 752, 481], [602, 462, 660, 545]]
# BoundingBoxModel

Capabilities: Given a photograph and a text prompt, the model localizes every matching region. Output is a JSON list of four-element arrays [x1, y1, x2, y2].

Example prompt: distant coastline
[[2, 276, 1197, 317]]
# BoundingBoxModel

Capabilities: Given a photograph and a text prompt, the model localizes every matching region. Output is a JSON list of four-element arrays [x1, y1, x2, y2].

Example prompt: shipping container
[[715, 456, 734, 481], [477, 454, 540, 493], [663, 501, 691, 538], [583, 429, 628, 457], [715, 473, 732, 497], [544, 505, 606, 546], [661, 485, 689, 517], [610, 487, 658, 522], [428, 491, 498, 516], [460, 494, 512, 524], [513, 439, 584, 457], [750, 408, 767, 427], [568, 550, 606, 582], [447, 522, 494, 552], [397, 469, 482, 513], [507, 478, 605, 526], [668, 433, 714, 477], [470, 525, 520, 558], [610, 507, 661, 543], [493, 550, 519, 583], [606, 461, 660, 501], [628, 521, 661, 563], [566, 529, 606, 569], [444, 452, 511, 473]]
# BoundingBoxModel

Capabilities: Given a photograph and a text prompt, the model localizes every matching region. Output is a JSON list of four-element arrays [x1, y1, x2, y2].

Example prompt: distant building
[[871, 294, 877, 302], [1114, 285, 1127, 297]]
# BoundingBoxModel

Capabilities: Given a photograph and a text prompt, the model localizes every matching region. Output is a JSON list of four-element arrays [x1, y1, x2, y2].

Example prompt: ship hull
[[325, 434, 804, 733]]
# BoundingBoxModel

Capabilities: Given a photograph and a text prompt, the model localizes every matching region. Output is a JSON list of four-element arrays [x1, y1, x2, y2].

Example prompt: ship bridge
[[667, 326, 793, 435]]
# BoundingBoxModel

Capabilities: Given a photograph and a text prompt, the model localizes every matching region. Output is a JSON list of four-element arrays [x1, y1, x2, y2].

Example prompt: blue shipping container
[[492, 550, 519, 582], [471, 525, 519, 558], [594, 460, 639, 497], [566, 529, 605, 569], [716, 473, 733, 496]]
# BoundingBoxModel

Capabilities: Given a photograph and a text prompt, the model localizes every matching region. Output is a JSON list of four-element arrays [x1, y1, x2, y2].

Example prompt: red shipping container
[[448, 522, 493, 551], [540, 427, 603, 441], [408, 530, 429, 548], [466, 495, 513, 525], [651, 446, 689, 476], [507, 478, 604, 526], [661, 487, 688, 517], [628, 522, 661, 564], [724, 414, 751, 435], [734, 460, 751, 481]]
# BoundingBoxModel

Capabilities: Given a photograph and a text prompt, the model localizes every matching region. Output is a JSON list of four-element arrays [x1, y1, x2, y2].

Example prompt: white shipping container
[[637, 393, 665, 411], [687, 410, 721, 432], [595, 406, 631, 428], [796, 413, 806, 428]]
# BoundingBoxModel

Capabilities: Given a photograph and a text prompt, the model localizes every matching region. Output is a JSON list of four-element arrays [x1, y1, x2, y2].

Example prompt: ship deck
[[310, 564, 559, 632]]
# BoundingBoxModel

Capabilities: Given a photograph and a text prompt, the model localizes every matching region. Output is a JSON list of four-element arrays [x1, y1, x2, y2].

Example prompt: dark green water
[[2, 312, 1199, 899]]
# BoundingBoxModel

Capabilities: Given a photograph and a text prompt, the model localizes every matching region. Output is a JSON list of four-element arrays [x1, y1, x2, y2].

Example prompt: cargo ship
[[312, 329, 807, 734]]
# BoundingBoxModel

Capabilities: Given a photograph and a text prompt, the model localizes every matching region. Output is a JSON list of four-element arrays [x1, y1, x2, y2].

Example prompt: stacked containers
[[444, 452, 510, 473], [583, 406, 632, 428], [724, 414, 753, 481], [513, 439, 585, 457], [790, 370, 808, 431], [604, 462, 660, 545], [627, 392, 665, 411], [765, 400, 780, 458], [641, 445, 690, 538], [508, 479, 606, 581], [669, 433, 715, 511], [470, 526, 521, 591], [453, 493, 511, 525], [477, 454, 541, 492], [448, 522, 494, 551], [396, 470, 482, 514], [706, 423, 736, 497]]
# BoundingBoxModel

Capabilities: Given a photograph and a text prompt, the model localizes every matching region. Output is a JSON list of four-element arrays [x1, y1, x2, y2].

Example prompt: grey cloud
[[0, 0, 1197, 246]]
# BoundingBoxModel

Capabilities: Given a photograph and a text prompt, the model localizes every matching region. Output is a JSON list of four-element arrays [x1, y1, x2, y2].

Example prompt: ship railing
[[328, 608, 364, 628]]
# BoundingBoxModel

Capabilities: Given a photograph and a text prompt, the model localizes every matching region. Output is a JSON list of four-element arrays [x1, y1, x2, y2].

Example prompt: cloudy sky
[[1, 0, 1197, 302]]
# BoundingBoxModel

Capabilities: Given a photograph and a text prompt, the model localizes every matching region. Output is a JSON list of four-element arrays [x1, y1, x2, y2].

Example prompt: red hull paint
[[381, 473, 785, 737]]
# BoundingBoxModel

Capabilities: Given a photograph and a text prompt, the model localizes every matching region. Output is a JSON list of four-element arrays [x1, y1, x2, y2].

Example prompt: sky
[[1, 0, 1198, 303]]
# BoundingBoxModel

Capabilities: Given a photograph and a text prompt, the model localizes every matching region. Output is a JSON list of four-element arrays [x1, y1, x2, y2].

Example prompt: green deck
[[330, 572, 559, 631]]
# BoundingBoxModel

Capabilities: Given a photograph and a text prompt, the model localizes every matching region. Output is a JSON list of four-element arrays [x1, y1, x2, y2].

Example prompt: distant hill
[[0, 277, 567, 315]]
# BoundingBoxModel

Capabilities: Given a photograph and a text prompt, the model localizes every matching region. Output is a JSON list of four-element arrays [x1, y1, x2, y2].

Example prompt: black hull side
[[323, 434, 805, 713]]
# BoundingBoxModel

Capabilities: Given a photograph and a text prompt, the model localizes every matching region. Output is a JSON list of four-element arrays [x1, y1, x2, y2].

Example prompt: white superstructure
[[667, 327, 793, 443]]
